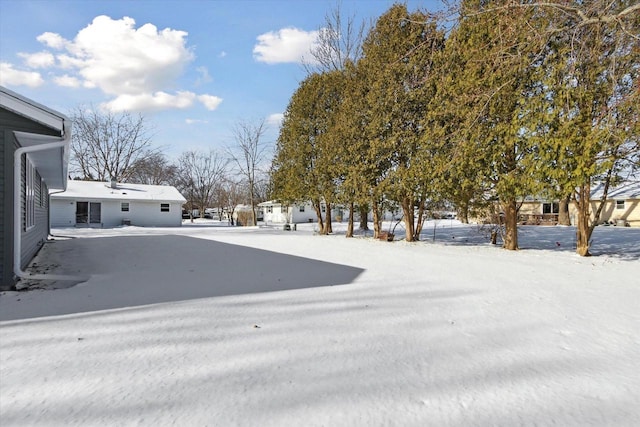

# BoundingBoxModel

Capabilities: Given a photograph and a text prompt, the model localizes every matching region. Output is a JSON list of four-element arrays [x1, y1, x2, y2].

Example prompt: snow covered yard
[[1, 222, 639, 426]]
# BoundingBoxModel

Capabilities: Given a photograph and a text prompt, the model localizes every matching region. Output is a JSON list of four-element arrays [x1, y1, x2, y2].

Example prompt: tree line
[[270, 0, 639, 256], [68, 106, 270, 225]]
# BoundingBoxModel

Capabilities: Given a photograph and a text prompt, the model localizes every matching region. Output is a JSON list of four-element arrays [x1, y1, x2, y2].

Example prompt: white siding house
[[259, 200, 345, 224], [51, 180, 186, 228]]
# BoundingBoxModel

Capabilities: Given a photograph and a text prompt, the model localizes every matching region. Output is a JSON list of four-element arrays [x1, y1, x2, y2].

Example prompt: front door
[[76, 202, 101, 226]]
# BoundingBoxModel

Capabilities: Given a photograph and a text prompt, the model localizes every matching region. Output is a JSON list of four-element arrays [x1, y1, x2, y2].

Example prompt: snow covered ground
[[1, 221, 639, 426]]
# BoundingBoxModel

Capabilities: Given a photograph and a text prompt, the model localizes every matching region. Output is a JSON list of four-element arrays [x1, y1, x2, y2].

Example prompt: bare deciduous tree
[[228, 119, 269, 226], [69, 106, 154, 182], [303, 3, 367, 73], [128, 152, 177, 186], [176, 150, 228, 220]]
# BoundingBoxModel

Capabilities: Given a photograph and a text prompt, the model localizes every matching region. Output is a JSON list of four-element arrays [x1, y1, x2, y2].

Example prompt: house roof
[[1, 86, 70, 190], [258, 200, 283, 207], [51, 180, 186, 203], [592, 181, 640, 200]]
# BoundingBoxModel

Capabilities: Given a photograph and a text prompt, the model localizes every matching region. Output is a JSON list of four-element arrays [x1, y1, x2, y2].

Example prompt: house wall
[[51, 199, 183, 228], [581, 199, 639, 227], [20, 166, 49, 269], [262, 205, 287, 224], [517, 199, 639, 227], [0, 130, 12, 288], [1, 125, 58, 290]]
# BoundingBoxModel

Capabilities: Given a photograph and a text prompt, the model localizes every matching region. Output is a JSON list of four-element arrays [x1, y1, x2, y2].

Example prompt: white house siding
[[51, 199, 183, 228]]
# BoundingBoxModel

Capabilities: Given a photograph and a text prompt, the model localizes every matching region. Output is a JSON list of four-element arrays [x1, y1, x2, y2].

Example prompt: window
[[161, 203, 170, 212], [543, 202, 559, 214], [25, 156, 36, 230], [266, 206, 273, 213], [299, 205, 305, 212], [121, 202, 130, 212], [616, 200, 625, 210], [321, 205, 326, 213], [39, 177, 46, 207]]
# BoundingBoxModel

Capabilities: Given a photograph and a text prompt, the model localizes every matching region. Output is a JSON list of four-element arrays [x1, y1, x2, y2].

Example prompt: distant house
[[589, 181, 640, 227], [50, 180, 186, 228], [518, 181, 640, 227], [259, 200, 344, 224], [1, 86, 71, 290]]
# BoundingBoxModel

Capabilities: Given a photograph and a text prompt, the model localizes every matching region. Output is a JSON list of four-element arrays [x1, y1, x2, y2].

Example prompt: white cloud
[[185, 118, 209, 125], [36, 32, 67, 49], [0, 62, 44, 87], [195, 66, 212, 85], [253, 27, 319, 64], [54, 74, 82, 88], [267, 113, 284, 127], [218, 51, 227, 58], [16, 15, 222, 112], [198, 94, 223, 111], [61, 15, 195, 96], [18, 51, 55, 68], [102, 91, 197, 112]]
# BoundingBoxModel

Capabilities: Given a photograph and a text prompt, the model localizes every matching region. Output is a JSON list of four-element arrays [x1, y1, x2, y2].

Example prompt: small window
[[321, 205, 326, 213], [121, 202, 130, 212], [266, 206, 273, 213], [161, 203, 170, 212], [299, 205, 305, 212], [616, 200, 625, 210], [543, 202, 559, 214]]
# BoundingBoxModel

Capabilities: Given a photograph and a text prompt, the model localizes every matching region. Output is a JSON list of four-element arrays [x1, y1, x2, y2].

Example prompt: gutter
[[13, 128, 89, 284]]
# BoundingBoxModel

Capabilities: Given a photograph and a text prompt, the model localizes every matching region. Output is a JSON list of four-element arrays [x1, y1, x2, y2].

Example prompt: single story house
[[1, 86, 71, 290], [259, 200, 351, 224], [589, 181, 640, 227], [517, 181, 640, 227], [50, 180, 186, 228]]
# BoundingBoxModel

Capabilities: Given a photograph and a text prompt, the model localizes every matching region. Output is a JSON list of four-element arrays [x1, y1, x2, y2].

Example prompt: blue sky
[[1, 0, 444, 158]]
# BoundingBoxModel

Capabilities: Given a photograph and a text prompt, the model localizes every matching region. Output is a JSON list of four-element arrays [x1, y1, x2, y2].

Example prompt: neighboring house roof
[[591, 181, 640, 200], [0, 85, 70, 190], [258, 200, 283, 207], [52, 180, 186, 203]]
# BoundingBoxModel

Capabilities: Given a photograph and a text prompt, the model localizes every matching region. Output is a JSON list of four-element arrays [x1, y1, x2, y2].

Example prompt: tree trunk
[[359, 205, 369, 230], [346, 201, 354, 238], [558, 195, 571, 226], [414, 202, 425, 241], [575, 184, 592, 256], [324, 202, 333, 234], [372, 200, 382, 239], [457, 202, 469, 224], [502, 199, 519, 250], [313, 200, 326, 234], [401, 196, 415, 242]]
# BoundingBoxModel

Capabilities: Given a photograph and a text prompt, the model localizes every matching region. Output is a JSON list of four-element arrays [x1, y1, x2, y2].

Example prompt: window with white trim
[[616, 200, 625, 210], [299, 205, 305, 212], [266, 206, 273, 213], [161, 203, 170, 212], [121, 202, 130, 212]]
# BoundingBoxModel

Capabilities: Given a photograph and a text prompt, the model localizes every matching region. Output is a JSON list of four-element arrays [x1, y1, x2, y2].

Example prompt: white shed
[[50, 180, 186, 228]]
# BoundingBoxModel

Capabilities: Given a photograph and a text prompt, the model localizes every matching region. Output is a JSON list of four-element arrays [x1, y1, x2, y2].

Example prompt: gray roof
[[1, 86, 70, 190]]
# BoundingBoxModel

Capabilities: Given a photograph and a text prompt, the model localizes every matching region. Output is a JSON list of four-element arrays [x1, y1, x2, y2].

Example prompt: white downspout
[[13, 137, 88, 283]]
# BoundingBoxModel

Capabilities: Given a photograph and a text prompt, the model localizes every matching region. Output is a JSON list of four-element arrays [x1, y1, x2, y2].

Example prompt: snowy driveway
[[0, 234, 363, 320]]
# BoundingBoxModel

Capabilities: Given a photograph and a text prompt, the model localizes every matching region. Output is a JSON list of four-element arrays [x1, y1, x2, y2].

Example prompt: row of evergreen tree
[[270, 1, 639, 256]]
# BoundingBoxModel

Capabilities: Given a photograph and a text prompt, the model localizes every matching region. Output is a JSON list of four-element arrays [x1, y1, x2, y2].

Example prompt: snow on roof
[[592, 181, 640, 200], [52, 180, 186, 203]]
